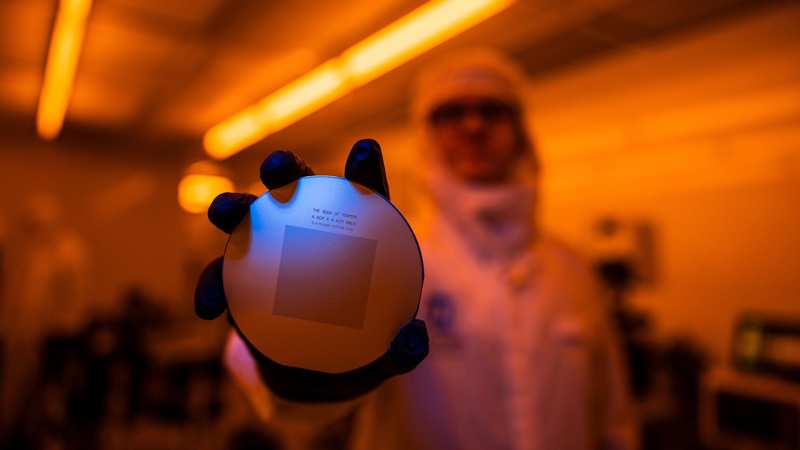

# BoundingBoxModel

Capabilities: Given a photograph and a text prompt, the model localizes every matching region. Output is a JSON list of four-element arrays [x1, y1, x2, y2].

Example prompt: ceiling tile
[[0, 0, 54, 62], [101, 0, 228, 27], [68, 66, 154, 130], [0, 64, 43, 116], [82, 10, 180, 76]]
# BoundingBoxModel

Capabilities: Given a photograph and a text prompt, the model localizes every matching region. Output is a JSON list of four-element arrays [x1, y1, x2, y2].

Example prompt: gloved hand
[[194, 139, 429, 402]]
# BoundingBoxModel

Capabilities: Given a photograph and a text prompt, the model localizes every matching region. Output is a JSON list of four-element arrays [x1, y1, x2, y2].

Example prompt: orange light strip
[[342, 0, 512, 84], [37, 0, 93, 140], [204, 61, 347, 159], [204, 0, 513, 160]]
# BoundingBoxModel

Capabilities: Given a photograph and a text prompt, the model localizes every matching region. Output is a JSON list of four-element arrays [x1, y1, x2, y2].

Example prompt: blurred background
[[1, 0, 799, 448]]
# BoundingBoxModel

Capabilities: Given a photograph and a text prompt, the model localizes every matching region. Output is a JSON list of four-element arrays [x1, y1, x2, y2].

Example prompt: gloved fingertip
[[208, 192, 257, 234], [379, 320, 429, 376], [194, 257, 228, 320], [351, 139, 381, 160], [260, 150, 314, 190], [397, 319, 430, 359], [195, 295, 228, 320], [344, 139, 390, 200]]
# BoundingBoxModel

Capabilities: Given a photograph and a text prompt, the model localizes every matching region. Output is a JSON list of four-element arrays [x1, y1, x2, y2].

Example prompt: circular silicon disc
[[223, 176, 423, 374]]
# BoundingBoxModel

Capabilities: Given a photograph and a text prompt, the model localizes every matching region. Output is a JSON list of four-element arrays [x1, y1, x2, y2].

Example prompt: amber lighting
[[204, 0, 513, 160], [204, 61, 347, 159], [37, 0, 93, 140], [178, 174, 234, 214]]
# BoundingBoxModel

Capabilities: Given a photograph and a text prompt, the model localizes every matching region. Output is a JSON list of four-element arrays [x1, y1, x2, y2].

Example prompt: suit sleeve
[[594, 306, 641, 450], [222, 331, 366, 425]]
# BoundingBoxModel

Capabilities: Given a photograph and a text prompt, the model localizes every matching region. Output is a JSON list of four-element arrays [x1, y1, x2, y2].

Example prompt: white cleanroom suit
[[224, 169, 638, 449], [224, 48, 639, 450]]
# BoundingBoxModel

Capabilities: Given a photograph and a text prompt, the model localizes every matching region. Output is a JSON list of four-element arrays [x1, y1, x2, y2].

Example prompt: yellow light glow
[[204, 108, 268, 160], [178, 174, 235, 214], [268, 61, 346, 122], [342, 0, 512, 84], [37, 0, 93, 140], [204, 0, 513, 160], [204, 61, 347, 160]]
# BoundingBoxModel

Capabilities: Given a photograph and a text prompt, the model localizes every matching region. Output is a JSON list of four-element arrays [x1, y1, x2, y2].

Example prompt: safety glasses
[[429, 99, 514, 127]]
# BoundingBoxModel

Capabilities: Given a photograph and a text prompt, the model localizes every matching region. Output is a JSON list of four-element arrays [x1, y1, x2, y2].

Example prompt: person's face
[[428, 97, 523, 183]]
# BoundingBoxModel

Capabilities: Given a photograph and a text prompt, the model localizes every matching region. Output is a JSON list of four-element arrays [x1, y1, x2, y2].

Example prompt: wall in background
[[0, 139, 220, 318], [2, 1, 796, 363], [322, 2, 800, 363], [531, 2, 800, 362]]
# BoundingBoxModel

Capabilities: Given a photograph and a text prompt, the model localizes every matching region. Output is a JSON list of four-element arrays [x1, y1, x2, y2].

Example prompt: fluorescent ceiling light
[[37, 0, 93, 140], [204, 0, 513, 160]]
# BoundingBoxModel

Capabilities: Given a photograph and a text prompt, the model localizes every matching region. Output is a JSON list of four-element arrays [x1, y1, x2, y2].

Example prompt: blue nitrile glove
[[194, 139, 429, 402]]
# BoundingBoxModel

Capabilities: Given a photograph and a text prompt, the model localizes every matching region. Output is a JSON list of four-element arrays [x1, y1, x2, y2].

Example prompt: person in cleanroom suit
[[195, 49, 639, 450]]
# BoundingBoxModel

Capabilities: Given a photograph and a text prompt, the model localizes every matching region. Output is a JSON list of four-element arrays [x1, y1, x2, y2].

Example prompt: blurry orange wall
[[8, 1, 794, 361], [328, 2, 800, 364], [0, 142, 199, 315], [529, 3, 800, 362]]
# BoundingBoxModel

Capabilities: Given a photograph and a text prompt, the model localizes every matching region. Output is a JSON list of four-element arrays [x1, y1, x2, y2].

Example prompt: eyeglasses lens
[[431, 101, 511, 126]]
